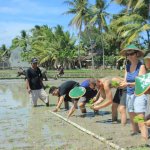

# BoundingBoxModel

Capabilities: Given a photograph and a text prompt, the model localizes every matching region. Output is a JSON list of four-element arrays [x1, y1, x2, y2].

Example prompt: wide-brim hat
[[120, 44, 145, 57], [144, 53, 150, 60]]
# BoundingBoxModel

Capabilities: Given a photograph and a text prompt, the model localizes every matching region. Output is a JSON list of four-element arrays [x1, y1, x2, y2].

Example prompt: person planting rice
[[49, 80, 79, 111], [49, 79, 97, 118], [91, 77, 125, 124], [68, 79, 97, 117]]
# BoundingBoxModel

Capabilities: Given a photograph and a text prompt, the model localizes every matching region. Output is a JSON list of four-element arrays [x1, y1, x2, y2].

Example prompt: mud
[[0, 79, 150, 150]]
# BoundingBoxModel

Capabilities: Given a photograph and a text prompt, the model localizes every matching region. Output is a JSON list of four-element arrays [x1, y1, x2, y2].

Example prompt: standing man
[[26, 58, 49, 107]]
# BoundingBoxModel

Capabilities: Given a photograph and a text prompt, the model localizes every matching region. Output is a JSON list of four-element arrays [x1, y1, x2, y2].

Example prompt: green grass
[[0, 69, 124, 79]]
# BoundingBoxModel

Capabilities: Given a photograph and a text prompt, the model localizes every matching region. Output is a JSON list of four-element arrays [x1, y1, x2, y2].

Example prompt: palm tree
[[89, 0, 109, 32], [30, 25, 78, 69], [88, 0, 110, 68], [64, 0, 90, 68], [113, 0, 150, 49]]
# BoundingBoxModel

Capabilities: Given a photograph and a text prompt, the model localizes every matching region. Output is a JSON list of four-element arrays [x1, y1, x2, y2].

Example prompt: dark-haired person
[[49, 79, 97, 118], [49, 80, 79, 112], [26, 58, 49, 107], [78, 79, 97, 113]]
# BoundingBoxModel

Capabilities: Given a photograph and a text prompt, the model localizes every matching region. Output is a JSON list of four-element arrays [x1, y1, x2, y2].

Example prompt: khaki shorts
[[29, 89, 49, 106]]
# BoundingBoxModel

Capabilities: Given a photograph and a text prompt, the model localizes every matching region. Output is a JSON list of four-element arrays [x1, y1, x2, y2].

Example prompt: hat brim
[[32, 61, 38, 63], [120, 48, 145, 57], [144, 56, 150, 60]]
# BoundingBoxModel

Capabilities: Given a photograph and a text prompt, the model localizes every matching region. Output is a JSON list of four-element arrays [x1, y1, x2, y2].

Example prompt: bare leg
[[118, 105, 127, 125], [79, 102, 86, 113], [112, 102, 118, 121], [129, 112, 139, 133], [137, 113, 148, 140]]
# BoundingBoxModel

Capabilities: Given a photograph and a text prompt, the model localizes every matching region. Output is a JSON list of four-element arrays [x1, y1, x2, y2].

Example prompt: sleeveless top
[[126, 61, 142, 95]]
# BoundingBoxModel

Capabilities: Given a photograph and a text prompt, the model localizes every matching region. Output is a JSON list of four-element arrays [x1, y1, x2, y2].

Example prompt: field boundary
[[48, 110, 125, 150]]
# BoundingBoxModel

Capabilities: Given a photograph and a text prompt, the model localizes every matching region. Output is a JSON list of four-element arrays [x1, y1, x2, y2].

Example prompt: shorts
[[126, 94, 148, 113], [78, 96, 89, 103], [29, 89, 49, 106], [113, 88, 126, 106]]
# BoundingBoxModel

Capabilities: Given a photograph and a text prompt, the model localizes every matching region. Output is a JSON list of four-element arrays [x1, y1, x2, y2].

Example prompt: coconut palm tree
[[89, 0, 110, 32], [112, 0, 150, 49], [64, 0, 90, 68]]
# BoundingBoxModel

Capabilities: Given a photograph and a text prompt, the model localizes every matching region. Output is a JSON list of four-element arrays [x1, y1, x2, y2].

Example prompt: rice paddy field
[[0, 69, 150, 150]]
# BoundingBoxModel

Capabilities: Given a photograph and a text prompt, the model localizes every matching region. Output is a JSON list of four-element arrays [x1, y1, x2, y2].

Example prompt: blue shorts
[[126, 94, 148, 113]]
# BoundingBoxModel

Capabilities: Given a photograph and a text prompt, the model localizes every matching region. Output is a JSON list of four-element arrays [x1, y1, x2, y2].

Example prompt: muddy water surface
[[0, 80, 107, 150]]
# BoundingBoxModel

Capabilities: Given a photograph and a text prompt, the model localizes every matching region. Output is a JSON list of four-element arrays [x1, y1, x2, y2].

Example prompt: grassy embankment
[[0, 69, 124, 79]]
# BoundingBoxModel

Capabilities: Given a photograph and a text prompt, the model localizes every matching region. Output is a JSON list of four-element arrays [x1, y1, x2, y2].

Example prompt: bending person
[[68, 79, 97, 117], [91, 77, 124, 112], [49, 80, 79, 112]]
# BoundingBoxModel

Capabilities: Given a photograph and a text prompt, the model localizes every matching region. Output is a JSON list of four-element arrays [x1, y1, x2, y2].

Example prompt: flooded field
[[0, 79, 108, 150], [1, 79, 150, 150]]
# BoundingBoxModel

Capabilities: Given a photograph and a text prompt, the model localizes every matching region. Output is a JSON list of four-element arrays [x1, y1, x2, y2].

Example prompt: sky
[[0, 0, 123, 47]]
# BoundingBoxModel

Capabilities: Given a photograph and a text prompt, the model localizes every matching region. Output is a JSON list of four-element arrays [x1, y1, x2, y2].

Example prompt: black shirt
[[26, 67, 43, 90], [59, 80, 79, 101], [84, 87, 97, 99]]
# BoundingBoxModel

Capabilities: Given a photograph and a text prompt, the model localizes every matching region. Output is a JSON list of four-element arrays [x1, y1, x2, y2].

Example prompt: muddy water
[[0, 80, 108, 150]]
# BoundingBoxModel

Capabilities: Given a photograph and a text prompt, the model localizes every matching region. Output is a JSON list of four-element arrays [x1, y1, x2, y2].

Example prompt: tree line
[[0, 0, 150, 69]]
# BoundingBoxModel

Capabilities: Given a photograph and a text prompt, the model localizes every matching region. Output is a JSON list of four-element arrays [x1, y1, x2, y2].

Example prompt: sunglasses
[[126, 52, 136, 56]]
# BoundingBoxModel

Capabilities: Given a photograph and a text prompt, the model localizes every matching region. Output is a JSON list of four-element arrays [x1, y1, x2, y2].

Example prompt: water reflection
[[0, 80, 31, 149]]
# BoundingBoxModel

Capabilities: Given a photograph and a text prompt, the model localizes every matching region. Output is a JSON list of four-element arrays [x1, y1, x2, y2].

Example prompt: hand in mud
[[92, 105, 100, 111]]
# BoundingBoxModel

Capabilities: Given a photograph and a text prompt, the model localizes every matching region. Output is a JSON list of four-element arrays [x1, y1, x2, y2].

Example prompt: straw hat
[[120, 44, 145, 57], [144, 53, 150, 60]]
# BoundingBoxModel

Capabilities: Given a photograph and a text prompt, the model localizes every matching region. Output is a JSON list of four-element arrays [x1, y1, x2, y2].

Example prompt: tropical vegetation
[[1, 0, 150, 69]]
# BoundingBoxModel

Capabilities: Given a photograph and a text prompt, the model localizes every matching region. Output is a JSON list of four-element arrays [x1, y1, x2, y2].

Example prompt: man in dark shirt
[[49, 80, 79, 112], [49, 79, 97, 118], [26, 58, 49, 107]]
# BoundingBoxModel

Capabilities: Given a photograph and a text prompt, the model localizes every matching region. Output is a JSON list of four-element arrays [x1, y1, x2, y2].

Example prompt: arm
[[53, 96, 64, 112], [119, 69, 129, 88], [93, 83, 113, 110], [121, 65, 146, 87], [26, 69, 31, 94], [26, 79, 31, 94], [138, 65, 146, 76], [93, 90, 101, 102], [67, 100, 78, 118], [38, 67, 45, 86]]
